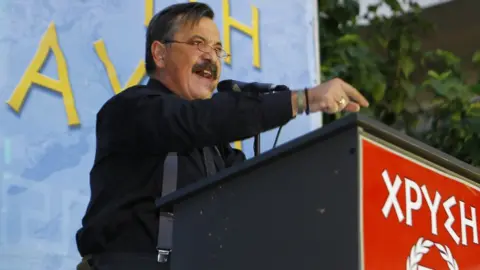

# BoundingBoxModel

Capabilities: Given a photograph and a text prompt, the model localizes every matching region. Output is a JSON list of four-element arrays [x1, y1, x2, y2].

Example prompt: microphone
[[217, 80, 290, 93], [216, 79, 290, 157]]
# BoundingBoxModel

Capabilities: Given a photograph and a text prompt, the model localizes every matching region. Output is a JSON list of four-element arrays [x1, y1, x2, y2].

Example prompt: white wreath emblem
[[406, 237, 459, 270]]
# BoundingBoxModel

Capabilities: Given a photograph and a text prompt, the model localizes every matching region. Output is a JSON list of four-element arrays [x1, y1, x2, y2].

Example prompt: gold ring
[[338, 97, 346, 106]]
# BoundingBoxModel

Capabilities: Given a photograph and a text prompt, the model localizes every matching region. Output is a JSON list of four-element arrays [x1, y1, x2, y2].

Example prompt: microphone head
[[217, 79, 276, 93], [217, 80, 236, 92]]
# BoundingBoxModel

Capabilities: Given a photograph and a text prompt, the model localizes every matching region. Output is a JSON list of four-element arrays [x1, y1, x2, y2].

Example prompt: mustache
[[192, 61, 218, 79]]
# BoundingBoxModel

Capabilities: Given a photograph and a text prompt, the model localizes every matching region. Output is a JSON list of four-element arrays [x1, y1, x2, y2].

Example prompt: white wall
[[358, 0, 452, 24]]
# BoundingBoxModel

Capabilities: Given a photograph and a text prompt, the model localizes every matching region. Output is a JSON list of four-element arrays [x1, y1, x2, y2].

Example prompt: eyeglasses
[[163, 40, 230, 59]]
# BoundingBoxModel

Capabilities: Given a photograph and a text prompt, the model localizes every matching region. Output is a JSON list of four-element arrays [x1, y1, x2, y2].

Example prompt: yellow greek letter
[[222, 0, 260, 69], [7, 22, 80, 126], [94, 40, 146, 94]]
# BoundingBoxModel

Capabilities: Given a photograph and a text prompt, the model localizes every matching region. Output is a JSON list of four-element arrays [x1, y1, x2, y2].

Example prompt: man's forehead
[[175, 18, 220, 43]]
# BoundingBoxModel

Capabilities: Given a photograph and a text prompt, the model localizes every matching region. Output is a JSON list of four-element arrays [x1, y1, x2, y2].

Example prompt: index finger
[[340, 81, 369, 107]]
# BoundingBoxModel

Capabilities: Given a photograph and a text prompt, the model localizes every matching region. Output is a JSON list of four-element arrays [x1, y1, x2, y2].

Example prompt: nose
[[200, 49, 216, 61]]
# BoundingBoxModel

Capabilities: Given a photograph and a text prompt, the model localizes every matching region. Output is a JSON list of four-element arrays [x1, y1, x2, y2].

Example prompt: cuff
[[261, 90, 294, 130]]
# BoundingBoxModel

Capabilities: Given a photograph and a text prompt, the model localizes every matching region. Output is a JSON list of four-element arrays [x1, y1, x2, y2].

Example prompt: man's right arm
[[98, 89, 299, 154]]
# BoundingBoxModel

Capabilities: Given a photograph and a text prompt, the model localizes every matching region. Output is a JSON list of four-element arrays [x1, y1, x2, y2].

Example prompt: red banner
[[361, 137, 480, 270]]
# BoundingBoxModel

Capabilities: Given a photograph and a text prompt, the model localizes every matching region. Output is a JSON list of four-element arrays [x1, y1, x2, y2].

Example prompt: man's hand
[[308, 78, 369, 114]]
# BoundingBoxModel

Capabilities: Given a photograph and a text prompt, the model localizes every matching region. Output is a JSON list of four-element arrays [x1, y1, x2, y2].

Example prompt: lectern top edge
[[155, 114, 480, 210], [356, 114, 479, 182]]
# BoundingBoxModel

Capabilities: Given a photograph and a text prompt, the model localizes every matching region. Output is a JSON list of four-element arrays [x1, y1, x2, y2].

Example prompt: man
[[76, 2, 369, 269]]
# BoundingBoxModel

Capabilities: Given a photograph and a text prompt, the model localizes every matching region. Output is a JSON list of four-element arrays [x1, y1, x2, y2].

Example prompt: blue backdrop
[[0, 0, 321, 269]]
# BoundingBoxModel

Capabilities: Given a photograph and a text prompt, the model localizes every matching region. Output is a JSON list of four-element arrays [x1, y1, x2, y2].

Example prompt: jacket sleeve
[[97, 89, 293, 154]]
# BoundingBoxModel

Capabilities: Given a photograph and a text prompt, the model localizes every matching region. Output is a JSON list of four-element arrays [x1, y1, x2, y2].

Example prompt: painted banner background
[[0, 0, 321, 269]]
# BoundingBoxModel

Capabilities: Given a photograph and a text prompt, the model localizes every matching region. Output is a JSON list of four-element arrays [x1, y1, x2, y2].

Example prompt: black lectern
[[156, 114, 480, 270]]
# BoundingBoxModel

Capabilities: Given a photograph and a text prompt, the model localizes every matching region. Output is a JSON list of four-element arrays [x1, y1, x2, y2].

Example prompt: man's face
[[154, 17, 222, 100]]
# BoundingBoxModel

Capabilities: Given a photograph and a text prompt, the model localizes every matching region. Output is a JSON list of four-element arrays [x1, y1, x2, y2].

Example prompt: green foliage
[[319, 0, 480, 166]]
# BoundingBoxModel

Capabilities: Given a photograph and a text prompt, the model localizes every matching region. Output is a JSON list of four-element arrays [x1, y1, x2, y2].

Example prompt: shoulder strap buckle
[[157, 249, 171, 263]]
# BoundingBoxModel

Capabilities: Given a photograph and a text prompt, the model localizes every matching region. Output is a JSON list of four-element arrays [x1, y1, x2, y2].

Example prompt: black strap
[[304, 88, 310, 115], [156, 152, 178, 262], [156, 148, 222, 263], [202, 146, 218, 176]]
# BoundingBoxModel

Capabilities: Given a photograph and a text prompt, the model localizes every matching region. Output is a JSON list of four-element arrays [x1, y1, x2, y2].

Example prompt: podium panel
[[169, 127, 361, 270], [156, 115, 480, 270], [360, 134, 480, 269]]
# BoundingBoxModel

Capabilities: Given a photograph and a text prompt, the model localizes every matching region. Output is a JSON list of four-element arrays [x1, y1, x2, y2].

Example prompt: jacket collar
[[147, 78, 174, 95]]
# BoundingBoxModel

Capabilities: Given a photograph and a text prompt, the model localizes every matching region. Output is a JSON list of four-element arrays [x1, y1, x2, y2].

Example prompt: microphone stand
[[217, 82, 286, 158]]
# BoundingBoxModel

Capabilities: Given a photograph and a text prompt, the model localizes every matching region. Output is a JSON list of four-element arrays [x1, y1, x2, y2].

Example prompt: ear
[[151, 40, 167, 69]]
